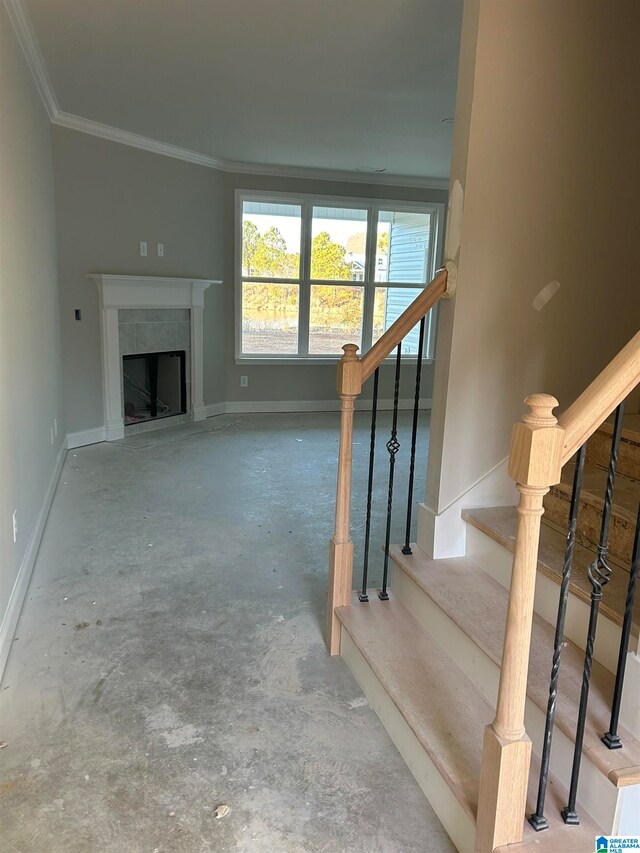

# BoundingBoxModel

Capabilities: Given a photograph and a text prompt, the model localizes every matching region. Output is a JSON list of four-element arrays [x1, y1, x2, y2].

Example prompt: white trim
[[90, 275, 219, 441], [205, 398, 433, 417], [203, 403, 226, 419], [54, 112, 449, 188], [6, 0, 449, 188], [62, 399, 433, 448], [66, 427, 106, 449], [417, 456, 518, 559], [234, 357, 435, 367], [0, 443, 66, 683], [225, 158, 448, 190], [54, 111, 228, 170], [3, 0, 59, 119], [235, 190, 445, 362]]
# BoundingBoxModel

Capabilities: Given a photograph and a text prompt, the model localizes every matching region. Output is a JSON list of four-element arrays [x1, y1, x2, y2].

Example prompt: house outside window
[[235, 191, 444, 363]]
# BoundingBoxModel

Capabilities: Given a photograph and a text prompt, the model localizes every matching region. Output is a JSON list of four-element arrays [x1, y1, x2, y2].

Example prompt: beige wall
[[427, 0, 640, 521], [0, 5, 64, 674], [52, 127, 447, 432]]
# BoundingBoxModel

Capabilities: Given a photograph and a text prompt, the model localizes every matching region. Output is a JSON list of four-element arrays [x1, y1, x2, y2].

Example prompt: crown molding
[[3, 0, 58, 120], [222, 158, 449, 190], [53, 112, 449, 189], [53, 111, 229, 170], [7, 0, 449, 191]]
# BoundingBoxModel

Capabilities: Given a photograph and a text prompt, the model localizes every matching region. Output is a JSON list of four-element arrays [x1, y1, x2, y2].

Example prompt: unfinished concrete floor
[[0, 412, 455, 853]]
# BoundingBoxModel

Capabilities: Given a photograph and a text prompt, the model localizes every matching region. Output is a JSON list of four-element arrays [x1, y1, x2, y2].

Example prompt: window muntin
[[237, 193, 442, 361]]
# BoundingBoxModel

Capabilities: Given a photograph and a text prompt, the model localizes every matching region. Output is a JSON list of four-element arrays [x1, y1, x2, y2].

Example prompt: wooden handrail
[[360, 266, 450, 382], [559, 329, 640, 465], [326, 262, 455, 653]]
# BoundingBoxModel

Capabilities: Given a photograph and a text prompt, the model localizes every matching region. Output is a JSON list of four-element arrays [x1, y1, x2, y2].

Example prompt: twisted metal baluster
[[529, 444, 586, 831], [359, 368, 380, 603], [379, 343, 402, 601], [562, 401, 625, 824], [602, 500, 640, 749], [402, 317, 426, 555]]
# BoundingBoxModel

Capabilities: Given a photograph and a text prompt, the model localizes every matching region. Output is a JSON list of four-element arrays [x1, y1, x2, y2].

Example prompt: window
[[236, 192, 444, 363]]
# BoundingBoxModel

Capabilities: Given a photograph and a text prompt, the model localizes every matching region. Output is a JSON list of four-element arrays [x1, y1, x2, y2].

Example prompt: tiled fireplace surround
[[91, 275, 221, 441]]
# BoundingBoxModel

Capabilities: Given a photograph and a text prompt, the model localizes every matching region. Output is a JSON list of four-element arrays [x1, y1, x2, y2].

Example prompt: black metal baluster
[[379, 343, 402, 601], [359, 368, 380, 603], [529, 444, 586, 831], [602, 501, 640, 749], [562, 402, 625, 825], [402, 317, 426, 555]]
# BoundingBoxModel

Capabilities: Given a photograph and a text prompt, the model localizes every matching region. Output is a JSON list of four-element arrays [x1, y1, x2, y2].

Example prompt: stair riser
[[340, 626, 477, 853], [587, 431, 640, 482], [544, 487, 635, 565], [615, 785, 640, 836], [465, 523, 624, 674], [391, 565, 620, 832]]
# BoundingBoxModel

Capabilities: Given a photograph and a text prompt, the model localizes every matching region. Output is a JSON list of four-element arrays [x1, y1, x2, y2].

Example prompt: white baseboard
[[0, 443, 67, 683], [66, 399, 434, 448], [417, 456, 517, 558], [204, 402, 226, 417], [67, 426, 106, 449], [206, 398, 432, 417]]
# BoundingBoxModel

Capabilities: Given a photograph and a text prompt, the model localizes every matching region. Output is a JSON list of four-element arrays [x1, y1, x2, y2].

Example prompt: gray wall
[[0, 5, 65, 672], [52, 128, 227, 433], [52, 127, 447, 433]]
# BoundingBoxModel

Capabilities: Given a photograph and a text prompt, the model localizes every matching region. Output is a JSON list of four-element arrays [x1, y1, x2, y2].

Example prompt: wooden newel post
[[475, 394, 564, 853], [326, 344, 363, 654]]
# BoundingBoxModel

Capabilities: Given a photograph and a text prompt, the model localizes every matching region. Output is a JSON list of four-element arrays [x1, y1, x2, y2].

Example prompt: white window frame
[[234, 189, 444, 365]]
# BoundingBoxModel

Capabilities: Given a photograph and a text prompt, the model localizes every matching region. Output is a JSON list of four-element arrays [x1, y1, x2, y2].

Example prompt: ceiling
[[22, 0, 462, 182]]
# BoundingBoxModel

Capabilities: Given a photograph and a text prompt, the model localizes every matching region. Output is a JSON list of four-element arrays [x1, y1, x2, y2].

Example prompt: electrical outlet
[[140, 241, 148, 257], [12, 510, 17, 543], [157, 243, 164, 257], [240, 375, 248, 387]]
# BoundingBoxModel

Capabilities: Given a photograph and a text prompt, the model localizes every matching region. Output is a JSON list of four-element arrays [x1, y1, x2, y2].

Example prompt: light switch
[[140, 241, 148, 256], [157, 243, 164, 257]]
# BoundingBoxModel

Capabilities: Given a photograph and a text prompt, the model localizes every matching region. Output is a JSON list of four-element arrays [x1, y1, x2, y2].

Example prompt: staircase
[[325, 268, 640, 852]]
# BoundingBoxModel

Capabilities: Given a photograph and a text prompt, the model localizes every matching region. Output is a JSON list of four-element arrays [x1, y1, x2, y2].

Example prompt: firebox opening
[[123, 350, 187, 425]]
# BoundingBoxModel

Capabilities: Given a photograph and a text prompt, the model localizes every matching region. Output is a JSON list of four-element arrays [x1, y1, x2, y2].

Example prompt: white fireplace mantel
[[90, 275, 221, 441]]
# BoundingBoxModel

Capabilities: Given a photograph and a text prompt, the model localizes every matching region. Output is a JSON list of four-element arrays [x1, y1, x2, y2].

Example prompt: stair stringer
[[340, 627, 477, 853], [390, 561, 620, 832]]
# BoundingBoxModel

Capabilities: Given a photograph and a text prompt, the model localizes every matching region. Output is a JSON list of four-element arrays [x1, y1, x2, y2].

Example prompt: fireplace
[[90, 276, 220, 442], [123, 350, 187, 424]]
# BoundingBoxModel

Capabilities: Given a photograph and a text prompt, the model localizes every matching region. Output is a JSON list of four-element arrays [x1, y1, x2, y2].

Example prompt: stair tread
[[336, 595, 489, 822], [463, 505, 640, 634], [601, 412, 640, 444], [589, 415, 640, 482], [554, 461, 640, 522], [336, 595, 600, 848], [390, 545, 640, 788]]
